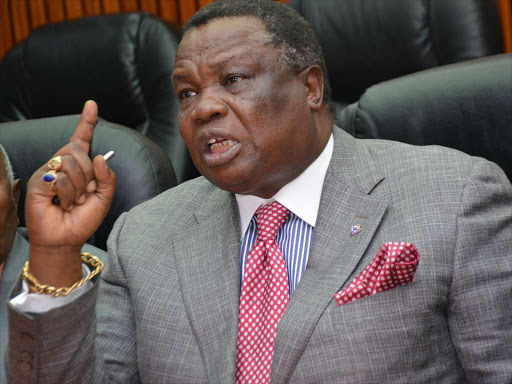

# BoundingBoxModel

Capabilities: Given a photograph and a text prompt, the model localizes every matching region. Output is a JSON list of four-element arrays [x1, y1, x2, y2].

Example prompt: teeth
[[210, 140, 235, 151], [208, 138, 217, 145]]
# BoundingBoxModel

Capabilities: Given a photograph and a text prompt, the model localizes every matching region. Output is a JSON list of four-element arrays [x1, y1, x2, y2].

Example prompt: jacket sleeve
[[448, 159, 512, 383], [7, 212, 141, 384]]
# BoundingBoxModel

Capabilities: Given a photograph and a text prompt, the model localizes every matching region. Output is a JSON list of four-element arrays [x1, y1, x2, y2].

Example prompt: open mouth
[[203, 137, 242, 167], [207, 138, 238, 153]]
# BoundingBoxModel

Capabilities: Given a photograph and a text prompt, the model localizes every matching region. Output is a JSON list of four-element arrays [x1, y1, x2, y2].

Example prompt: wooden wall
[[0, 0, 288, 59], [499, 0, 512, 52], [0, 0, 511, 61]]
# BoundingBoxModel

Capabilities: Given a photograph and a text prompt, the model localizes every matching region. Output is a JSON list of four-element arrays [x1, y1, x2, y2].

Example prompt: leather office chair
[[337, 54, 512, 181], [0, 115, 177, 250], [289, 0, 504, 114], [0, 12, 199, 184]]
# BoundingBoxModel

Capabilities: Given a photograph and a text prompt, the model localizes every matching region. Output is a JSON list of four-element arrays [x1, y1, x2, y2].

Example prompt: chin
[[207, 178, 249, 194], [202, 171, 252, 194]]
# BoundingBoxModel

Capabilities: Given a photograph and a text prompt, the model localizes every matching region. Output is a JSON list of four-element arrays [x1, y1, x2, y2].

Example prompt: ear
[[12, 179, 21, 224], [299, 65, 324, 111]]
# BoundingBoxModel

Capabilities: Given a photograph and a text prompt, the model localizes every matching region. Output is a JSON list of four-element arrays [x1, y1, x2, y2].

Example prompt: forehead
[[175, 17, 278, 71]]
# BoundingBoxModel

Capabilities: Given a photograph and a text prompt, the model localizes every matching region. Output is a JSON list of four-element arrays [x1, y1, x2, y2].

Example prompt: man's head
[[184, 0, 333, 114], [0, 144, 21, 266], [173, 0, 333, 198]]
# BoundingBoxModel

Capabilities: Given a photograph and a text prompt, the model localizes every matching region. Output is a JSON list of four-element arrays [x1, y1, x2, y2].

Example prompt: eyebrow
[[170, 73, 186, 84], [171, 47, 259, 85]]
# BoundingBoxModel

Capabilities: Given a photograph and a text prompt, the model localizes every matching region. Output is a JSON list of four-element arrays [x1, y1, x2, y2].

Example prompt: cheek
[[252, 77, 305, 130], [178, 116, 195, 150], [0, 196, 17, 239]]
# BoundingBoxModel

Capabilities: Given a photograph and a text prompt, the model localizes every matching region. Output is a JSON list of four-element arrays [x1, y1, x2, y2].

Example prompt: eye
[[179, 90, 197, 101], [225, 75, 244, 85]]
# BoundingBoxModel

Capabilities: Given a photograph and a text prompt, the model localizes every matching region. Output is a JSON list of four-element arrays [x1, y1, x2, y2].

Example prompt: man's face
[[172, 17, 328, 198], [0, 157, 20, 266]]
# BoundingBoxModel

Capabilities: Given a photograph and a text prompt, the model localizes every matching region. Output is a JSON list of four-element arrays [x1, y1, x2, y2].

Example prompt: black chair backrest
[[0, 12, 199, 183], [0, 115, 177, 250], [290, 0, 504, 112], [338, 54, 512, 181]]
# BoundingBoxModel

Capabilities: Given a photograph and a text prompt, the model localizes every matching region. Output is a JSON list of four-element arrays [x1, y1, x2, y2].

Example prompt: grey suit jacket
[[1, 232, 29, 384], [1, 229, 106, 384], [7, 128, 512, 383]]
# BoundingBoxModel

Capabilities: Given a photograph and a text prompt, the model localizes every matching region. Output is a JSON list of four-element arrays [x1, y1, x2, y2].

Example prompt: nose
[[190, 91, 228, 123]]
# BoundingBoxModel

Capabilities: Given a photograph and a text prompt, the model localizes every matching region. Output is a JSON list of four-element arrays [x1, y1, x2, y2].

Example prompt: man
[[6, 1, 512, 383], [0, 144, 106, 384], [0, 145, 23, 383]]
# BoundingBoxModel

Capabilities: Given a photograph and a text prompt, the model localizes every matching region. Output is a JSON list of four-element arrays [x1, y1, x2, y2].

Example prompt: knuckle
[[61, 154, 78, 169], [67, 142, 84, 155]]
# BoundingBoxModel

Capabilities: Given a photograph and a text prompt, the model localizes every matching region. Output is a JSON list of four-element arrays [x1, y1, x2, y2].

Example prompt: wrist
[[29, 246, 83, 287], [24, 253, 103, 296]]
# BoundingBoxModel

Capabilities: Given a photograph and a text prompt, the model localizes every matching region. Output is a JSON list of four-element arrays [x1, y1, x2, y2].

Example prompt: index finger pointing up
[[70, 100, 98, 153]]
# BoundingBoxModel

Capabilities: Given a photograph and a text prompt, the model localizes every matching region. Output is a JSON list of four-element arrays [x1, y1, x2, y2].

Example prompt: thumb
[[92, 155, 116, 205]]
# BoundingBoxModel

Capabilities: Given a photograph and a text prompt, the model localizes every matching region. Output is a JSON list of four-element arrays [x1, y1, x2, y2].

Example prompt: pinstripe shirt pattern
[[240, 212, 314, 296]]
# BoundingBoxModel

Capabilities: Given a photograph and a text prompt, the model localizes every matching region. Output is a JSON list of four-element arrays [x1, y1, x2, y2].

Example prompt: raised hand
[[25, 100, 116, 287]]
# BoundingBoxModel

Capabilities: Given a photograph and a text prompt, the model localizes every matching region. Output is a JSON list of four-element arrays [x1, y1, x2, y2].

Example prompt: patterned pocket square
[[334, 242, 420, 307]]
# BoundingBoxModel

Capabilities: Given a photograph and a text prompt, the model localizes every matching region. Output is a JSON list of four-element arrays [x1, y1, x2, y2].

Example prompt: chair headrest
[[2, 13, 178, 126], [338, 54, 512, 181], [0, 115, 177, 250], [290, 0, 503, 105], [0, 12, 199, 183]]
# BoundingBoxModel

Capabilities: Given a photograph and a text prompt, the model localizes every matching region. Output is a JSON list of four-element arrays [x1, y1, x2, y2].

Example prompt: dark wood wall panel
[[102, 0, 120, 14], [177, 0, 197, 24], [29, 0, 48, 28], [140, 0, 158, 15], [0, 0, 287, 60], [121, 0, 139, 12], [498, 0, 512, 52], [10, 0, 30, 43], [198, 0, 214, 7], [46, 0, 65, 22], [83, 0, 101, 16], [159, 0, 179, 24], [4, 0, 509, 63], [65, 0, 83, 19], [0, 1, 14, 58]]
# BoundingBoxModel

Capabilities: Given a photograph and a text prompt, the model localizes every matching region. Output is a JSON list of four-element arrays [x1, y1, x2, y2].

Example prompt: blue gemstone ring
[[42, 170, 58, 189]]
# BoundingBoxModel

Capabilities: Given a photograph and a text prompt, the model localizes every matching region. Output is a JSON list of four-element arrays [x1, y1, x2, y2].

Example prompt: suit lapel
[[172, 191, 241, 383], [271, 128, 388, 382]]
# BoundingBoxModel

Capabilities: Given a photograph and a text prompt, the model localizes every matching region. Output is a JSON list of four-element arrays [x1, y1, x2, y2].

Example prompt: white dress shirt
[[236, 134, 333, 294]]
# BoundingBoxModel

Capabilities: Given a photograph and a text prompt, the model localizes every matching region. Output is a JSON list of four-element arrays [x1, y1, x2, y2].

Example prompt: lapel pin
[[350, 224, 361, 236]]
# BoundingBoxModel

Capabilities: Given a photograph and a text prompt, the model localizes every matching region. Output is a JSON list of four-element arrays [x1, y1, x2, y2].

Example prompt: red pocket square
[[334, 242, 420, 306]]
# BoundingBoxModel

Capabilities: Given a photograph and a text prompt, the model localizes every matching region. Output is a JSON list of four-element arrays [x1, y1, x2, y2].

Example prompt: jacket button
[[18, 361, 31, 371], [20, 351, 32, 362], [20, 332, 35, 343]]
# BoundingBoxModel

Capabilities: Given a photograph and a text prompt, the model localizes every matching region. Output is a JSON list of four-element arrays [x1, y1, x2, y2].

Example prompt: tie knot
[[255, 201, 290, 242]]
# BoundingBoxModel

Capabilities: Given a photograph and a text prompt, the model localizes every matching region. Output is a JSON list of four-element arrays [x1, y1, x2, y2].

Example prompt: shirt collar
[[235, 133, 334, 238]]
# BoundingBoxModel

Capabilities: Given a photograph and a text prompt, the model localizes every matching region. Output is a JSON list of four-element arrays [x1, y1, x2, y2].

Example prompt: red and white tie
[[235, 201, 290, 384]]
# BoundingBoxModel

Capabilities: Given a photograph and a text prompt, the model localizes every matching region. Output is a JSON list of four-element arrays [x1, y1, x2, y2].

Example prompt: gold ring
[[42, 170, 58, 189], [48, 156, 62, 170]]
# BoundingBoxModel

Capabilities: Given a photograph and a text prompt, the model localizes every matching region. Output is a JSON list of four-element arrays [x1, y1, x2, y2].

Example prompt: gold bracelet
[[22, 252, 104, 297]]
